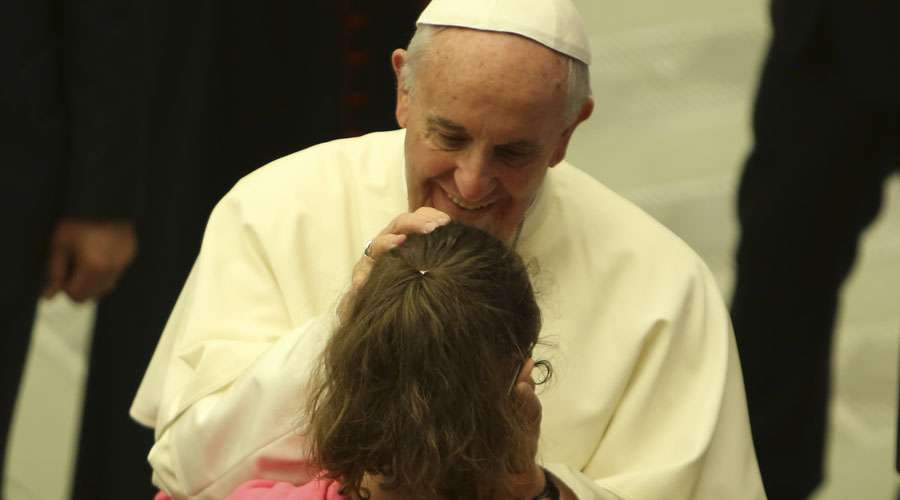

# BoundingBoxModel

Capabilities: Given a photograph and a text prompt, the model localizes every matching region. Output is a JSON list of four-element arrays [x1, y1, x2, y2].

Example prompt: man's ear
[[392, 49, 410, 128], [549, 97, 594, 167]]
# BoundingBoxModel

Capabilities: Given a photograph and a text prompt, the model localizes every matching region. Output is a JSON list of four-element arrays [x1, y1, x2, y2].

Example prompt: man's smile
[[441, 186, 496, 212]]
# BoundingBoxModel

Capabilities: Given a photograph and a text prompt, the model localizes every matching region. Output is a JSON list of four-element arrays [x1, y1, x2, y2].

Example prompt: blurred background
[[5, 0, 898, 499]]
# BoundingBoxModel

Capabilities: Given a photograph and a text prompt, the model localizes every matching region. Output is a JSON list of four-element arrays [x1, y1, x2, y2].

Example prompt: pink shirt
[[226, 479, 345, 499], [154, 478, 344, 500]]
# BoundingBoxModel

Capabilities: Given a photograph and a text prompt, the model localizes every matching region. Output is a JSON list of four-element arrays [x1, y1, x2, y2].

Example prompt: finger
[[64, 261, 117, 302], [63, 267, 92, 302], [385, 210, 451, 236], [66, 274, 117, 302], [365, 233, 406, 260], [411, 206, 452, 223], [42, 244, 69, 299]]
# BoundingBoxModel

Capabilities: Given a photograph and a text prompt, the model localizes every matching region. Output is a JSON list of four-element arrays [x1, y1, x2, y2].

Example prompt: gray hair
[[399, 25, 592, 125]]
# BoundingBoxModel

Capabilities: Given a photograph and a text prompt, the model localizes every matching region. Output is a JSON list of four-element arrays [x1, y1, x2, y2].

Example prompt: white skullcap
[[416, 0, 592, 65]]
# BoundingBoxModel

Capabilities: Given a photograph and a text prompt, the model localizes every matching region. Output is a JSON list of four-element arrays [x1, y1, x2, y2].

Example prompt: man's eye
[[438, 134, 466, 148], [497, 149, 529, 165]]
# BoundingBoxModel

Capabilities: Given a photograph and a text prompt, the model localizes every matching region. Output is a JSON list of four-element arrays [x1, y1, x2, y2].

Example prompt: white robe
[[131, 130, 766, 500]]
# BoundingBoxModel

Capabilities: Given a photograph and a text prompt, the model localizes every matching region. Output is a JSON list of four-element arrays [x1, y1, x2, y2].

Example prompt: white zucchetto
[[416, 0, 592, 65]]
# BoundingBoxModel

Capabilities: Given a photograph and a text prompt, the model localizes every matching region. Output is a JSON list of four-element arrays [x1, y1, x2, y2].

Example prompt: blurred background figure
[[69, 2, 428, 499], [730, 0, 900, 498], [1, 0, 144, 498], [5, 1, 427, 499]]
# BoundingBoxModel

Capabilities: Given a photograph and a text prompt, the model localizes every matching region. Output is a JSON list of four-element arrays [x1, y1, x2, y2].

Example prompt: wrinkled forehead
[[424, 28, 568, 102]]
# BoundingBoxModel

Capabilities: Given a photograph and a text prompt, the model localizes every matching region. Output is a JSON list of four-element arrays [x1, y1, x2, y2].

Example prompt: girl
[[227, 222, 551, 499]]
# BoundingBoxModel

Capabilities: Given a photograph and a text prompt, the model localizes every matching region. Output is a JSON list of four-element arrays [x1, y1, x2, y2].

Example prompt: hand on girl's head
[[366, 207, 452, 261], [341, 208, 451, 321]]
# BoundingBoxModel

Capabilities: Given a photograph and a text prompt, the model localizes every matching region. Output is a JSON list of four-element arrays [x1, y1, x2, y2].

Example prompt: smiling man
[[394, 25, 589, 245], [131, 1, 765, 499]]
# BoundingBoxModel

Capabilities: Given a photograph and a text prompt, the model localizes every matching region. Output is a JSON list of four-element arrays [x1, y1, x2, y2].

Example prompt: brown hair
[[304, 222, 548, 499]]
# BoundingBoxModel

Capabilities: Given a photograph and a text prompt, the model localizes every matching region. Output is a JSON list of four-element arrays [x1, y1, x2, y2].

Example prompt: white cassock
[[131, 130, 766, 500]]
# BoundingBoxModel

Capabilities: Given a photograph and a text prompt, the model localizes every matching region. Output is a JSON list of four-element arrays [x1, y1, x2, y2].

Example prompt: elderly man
[[131, 1, 765, 498]]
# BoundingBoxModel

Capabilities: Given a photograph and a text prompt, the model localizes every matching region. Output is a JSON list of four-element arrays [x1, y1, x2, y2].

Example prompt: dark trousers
[[731, 26, 899, 500]]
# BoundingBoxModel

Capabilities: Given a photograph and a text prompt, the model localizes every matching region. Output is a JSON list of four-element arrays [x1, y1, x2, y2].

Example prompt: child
[[175, 222, 549, 499]]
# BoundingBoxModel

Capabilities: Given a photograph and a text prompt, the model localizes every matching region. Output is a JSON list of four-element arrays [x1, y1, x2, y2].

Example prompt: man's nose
[[454, 151, 497, 202]]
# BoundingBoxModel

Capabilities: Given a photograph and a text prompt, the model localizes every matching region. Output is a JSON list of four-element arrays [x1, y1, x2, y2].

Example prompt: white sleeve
[[148, 318, 330, 500], [130, 185, 343, 499]]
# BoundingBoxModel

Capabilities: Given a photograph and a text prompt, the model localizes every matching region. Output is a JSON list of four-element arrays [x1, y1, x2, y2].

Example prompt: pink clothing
[[153, 478, 344, 500], [226, 479, 344, 499]]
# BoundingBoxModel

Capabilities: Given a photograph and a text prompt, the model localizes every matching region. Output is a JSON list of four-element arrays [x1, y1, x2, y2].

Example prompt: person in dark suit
[[67, 2, 430, 498], [731, 0, 900, 498], [0, 0, 144, 495]]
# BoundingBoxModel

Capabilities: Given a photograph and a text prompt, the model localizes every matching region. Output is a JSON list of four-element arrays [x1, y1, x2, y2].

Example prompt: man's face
[[393, 29, 586, 244]]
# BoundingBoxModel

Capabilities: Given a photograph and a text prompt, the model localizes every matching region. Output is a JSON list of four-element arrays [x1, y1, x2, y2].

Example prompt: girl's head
[[305, 222, 548, 499]]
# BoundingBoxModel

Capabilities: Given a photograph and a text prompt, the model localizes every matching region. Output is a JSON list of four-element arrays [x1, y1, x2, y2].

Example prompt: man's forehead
[[416, 0, 591, 66], [416, 37, 570, 133], [432, 28, 565, 63], [425, 29, 569, 91]]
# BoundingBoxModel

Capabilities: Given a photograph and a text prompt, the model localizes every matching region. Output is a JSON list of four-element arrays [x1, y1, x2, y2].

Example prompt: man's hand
[[339, 207, 451, 319], [42, 217, 138, 302], [364, 206, 451, 260]]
